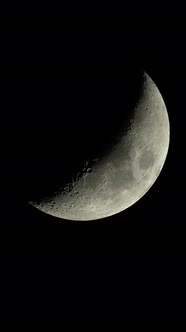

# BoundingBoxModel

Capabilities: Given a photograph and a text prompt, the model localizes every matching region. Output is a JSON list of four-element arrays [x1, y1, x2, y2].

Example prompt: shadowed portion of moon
[[15, 66, 145, 203], [22, 68, 169, 221]]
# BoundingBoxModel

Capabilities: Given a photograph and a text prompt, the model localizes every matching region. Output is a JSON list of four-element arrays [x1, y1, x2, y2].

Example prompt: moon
[[29, 71, 170, 221]]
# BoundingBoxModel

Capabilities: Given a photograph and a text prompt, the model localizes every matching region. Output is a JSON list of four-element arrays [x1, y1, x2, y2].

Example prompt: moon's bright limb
[[29, 72, 170, 221]]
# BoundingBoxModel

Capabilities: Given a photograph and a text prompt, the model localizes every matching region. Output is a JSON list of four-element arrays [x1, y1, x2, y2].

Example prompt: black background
[[0, 15, 185, 319]]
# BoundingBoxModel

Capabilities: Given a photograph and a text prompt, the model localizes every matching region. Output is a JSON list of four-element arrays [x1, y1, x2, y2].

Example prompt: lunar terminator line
[[29, 71, 170, 221]]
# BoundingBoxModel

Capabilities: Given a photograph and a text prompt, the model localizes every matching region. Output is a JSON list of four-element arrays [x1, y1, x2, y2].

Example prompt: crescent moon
[[29, 71, 170, 221]]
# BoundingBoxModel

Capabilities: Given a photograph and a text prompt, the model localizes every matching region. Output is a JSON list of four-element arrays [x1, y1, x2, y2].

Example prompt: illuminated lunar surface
[[29, 72, 170, 221]]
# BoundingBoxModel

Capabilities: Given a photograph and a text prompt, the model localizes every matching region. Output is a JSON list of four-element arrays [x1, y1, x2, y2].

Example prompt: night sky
[[0, 15, 185, 319]]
